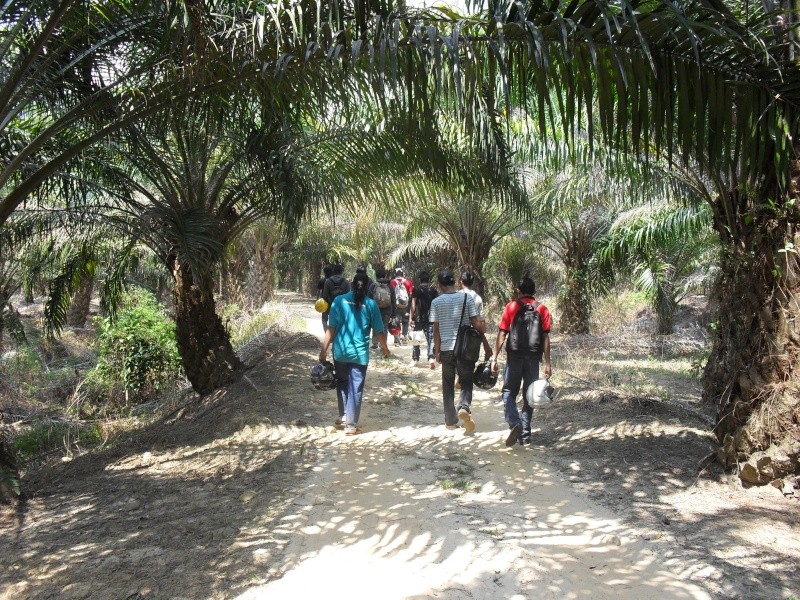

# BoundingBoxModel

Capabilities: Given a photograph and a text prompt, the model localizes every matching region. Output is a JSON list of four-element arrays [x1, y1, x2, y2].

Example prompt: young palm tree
[[393, 190, 522, 295], [596, 203, 716, 334]]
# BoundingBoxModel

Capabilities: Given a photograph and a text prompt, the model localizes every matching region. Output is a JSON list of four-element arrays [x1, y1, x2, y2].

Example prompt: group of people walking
[[317, 265, 552, 445]]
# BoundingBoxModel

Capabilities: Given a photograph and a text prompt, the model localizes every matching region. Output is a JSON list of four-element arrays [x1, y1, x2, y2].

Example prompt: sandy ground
[[1, 292, 798, 599]]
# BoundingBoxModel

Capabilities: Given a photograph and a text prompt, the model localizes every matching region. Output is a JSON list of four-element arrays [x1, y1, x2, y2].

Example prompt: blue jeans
[[440, 350, 475, 427], [501, 353, 541, 442], [334, 361, 368, 429], [412, 323, 434, 361]]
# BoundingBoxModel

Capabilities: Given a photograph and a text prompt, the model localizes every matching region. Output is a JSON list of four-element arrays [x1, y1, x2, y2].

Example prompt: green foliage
[[0, 331, 89, 431], [14, 422, 103, 458], [482, 234, 560, 309], [87, 288, 181, 402]]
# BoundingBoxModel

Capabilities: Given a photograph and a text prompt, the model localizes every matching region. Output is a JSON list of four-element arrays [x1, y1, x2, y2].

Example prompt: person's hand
[[382, 348, 391, 359], [490, 359, 499, 375], [319, 351, 326, 363], [544, 362, 552, 378]]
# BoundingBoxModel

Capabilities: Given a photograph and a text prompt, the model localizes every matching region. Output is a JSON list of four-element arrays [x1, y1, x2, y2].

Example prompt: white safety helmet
[[525, 379, 555, 406]]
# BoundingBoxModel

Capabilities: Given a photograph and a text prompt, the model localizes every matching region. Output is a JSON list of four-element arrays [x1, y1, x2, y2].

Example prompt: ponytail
[[352, 273, 369, 309]]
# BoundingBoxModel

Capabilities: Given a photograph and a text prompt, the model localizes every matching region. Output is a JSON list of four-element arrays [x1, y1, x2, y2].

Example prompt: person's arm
[[481, 333, 492, 361], [408, 297, 416, 327], [433, 321, 441, 364], [469, 314, 486, 334], [377, 331, 391, 358], [319, 326, 335, 362], [322, 280, 331, 304], [491, 330, 507, 375], [390, 284, 397, 318], [542, 332, 552, 378]]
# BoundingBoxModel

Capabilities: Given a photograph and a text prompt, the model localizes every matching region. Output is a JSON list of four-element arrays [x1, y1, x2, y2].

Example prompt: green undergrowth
[[14, 421, 104, 459]]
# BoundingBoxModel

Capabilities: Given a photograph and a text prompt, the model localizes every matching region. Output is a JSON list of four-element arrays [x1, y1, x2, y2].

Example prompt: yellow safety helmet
[[315, 298, 329, 313]]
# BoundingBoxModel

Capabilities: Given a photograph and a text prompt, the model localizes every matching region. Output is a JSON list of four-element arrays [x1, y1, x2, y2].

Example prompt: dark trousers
[[501, 353, 540, 442], [440, 350, 475, 427]]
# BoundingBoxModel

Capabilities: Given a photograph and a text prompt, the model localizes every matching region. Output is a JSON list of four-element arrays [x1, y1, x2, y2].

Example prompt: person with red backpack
[[391, 268, 414, 344], [490, 274, 552, 447]]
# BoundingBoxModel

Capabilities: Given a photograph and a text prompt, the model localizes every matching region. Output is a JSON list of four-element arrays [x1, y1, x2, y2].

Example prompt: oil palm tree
[[596, 202, 716, 334], [4, 0, 800, 479], [393, 190, 522, 295]]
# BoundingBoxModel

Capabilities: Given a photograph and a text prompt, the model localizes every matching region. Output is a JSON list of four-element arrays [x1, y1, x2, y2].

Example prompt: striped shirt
[[430, 291, 478, 351]]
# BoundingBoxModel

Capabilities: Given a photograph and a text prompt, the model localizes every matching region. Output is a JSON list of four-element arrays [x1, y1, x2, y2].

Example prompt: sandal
[[344, 427, 362, 436], [333, 417, 345, 430]]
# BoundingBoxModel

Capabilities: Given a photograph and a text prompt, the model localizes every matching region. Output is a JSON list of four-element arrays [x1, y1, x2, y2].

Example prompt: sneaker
[[445, 423, 460, 430], [458, 407, 476, 434], [344, 427, 362, 436], [505, 423, 522, 447], [408, 359, 418, 367], [371, 344, 378, 350]]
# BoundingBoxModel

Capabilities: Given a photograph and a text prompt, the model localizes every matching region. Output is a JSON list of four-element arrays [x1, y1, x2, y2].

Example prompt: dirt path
[[0, 293, 792, 599]]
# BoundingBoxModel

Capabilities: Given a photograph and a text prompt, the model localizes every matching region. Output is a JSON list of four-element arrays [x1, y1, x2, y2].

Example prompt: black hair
[[355, 265, 367, 274], [323, 264, 334, 277], [333, 263, 345, 275], [460, 271, 474, 287], [437, 269, 455, 286], [352, 273, 370, 309], [375, 267, 388, 279], [418, 270, 431, 283], [517, 273, 536, 295]]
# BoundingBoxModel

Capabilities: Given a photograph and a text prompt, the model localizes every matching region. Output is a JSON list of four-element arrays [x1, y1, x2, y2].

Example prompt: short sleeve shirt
[[462, 288, 485, 319], [498, 297, 552, 333], [329, 291, 385, 365], [430, 291, 478, 351]]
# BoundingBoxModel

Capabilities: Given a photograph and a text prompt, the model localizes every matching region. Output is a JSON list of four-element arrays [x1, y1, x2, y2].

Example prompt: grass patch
[[439, 478, 479, 492], [14, 421, 105, 459]]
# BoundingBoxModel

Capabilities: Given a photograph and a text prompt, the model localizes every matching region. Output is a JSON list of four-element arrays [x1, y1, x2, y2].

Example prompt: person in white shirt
[[458, 270, 493, 361], [430, 269, 485, 433]]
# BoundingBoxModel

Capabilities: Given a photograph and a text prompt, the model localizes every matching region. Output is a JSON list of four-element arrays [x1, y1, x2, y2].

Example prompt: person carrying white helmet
[[490, 273, 552, 447]]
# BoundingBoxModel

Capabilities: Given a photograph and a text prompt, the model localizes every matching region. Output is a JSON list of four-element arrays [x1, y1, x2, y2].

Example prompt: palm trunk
[[704, 206, 800, 484], [171, 259, 241, 394], [66, 272, 94, 328], [247, 253, 270, 307], [0, 440, 20, 504], [560, 256, 591, 334]]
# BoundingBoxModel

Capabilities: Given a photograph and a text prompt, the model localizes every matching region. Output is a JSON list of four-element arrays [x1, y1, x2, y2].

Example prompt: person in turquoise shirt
[[319, 272, 390, 435]]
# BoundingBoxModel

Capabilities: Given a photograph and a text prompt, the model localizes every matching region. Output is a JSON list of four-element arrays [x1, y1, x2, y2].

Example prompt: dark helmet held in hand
[[473, 361, 498, 390], [311, 361, 337, 390]]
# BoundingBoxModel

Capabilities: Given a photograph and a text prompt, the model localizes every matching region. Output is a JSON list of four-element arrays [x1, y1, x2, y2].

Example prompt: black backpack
[[327, 276, 347, 302], [414, 284, 435, 323], [507, 300, 543, 355]]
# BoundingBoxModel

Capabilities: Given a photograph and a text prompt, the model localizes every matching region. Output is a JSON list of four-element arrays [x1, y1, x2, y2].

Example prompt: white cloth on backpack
[[394, 278, 409, 308]]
